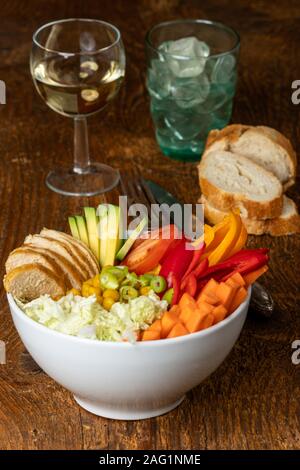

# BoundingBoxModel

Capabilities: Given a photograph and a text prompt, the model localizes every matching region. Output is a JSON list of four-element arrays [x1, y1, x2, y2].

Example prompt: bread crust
[[200, 195, 300, 236], [204, 124, 296, 188], [3, 263, 66, 301]]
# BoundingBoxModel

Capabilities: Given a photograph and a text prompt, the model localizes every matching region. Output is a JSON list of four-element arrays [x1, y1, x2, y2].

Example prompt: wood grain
[[0, 0, 299, 450]]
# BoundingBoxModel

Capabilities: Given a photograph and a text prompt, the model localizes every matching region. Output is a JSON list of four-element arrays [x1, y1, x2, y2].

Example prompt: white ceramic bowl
[[7, 289, 250, 420]]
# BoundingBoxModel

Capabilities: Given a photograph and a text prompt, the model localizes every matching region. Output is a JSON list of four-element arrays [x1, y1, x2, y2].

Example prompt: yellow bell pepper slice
[[192, 224, 215, 249], [228, 221, 248, 257], [208, 212, 242, 266]]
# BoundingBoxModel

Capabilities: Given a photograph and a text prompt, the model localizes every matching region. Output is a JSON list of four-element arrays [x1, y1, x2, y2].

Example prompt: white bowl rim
[[7, 287, 251, 347]]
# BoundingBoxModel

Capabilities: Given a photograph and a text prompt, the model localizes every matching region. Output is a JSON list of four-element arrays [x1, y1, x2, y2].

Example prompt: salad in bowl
[[4, 204, 269, 419]]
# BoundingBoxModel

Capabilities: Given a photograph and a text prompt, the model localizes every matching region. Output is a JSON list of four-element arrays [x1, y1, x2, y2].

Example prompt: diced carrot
[[179, 292, 197, 310], [215, 282, 236, 310], [161, 311, 179, 338], [141, 330, 160, 341], [179, 305, 195, 326], [196, 292, 220, 306], [225, 278, 240, 290], [186, 309, 214, 333], [212, 305, 227, 324], [197, 301, 214, 315], [148, 319, 162, 332], [229, 287, 248, 313], [201, 313, 215, 330], [167, 322, 188, 339], [169, 305, 181, 317], [197, 278, 219, 299], [243, 265, 269, 286], [228, 272, 245, 287]]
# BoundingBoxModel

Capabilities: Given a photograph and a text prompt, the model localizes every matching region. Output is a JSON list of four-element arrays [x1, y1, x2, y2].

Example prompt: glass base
[[46, 163, 120, 196], [159, 144, 203, 162]]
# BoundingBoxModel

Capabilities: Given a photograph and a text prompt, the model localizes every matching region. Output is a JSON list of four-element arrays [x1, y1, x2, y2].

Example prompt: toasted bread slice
[[4, 264, 65, 301], [40, 229, 99, 277], [198, 150, 283, 219], [200, 194, 300, 236], [23, 235, 84, 289], [204, 124, 296, 189]]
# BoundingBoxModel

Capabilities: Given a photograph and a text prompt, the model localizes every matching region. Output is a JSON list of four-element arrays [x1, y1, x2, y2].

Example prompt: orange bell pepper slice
[[208, 212, 242, 266]]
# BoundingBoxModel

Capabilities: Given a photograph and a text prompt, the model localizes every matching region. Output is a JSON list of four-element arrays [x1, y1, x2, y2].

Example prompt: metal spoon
[[250, 282, 274, 318]]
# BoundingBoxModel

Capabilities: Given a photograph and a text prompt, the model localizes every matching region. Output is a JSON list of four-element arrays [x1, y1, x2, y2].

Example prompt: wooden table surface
[[0, 0, 299, 450]]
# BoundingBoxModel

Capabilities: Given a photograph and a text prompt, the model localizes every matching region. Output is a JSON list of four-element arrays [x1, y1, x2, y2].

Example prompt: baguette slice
[[204, 124, 296, 189], [198, 150, 283, 219], [200, 194, 300, 236], [3, 264, 65, 301]]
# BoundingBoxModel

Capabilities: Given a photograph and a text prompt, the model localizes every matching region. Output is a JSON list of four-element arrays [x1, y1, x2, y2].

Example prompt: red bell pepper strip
[[193, 257, 209, 279], [180, 257, 209, 291], [159, 238, 194, 288], [184, 273, 197, 297], [196, 249, 269, 295], [181, 242, 205, 282], [170, 273, 180, 306], [197, 249, 269, 281]]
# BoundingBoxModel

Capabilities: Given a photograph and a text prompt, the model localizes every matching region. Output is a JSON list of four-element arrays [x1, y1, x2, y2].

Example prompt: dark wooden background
[[0, 0, 299, 450]]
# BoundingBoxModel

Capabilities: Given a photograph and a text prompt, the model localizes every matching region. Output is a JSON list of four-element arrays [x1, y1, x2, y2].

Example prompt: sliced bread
[[200, 194, 300, 236], [204, 124, 296, 189], [3, 264, 66, 302], [198, 150, 283, 219], [40, 228, 99, 277], [23, 236, 84, 289]]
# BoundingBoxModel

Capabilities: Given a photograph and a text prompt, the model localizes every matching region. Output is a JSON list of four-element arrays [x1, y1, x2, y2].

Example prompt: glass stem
[[73, 116, 90, 174]]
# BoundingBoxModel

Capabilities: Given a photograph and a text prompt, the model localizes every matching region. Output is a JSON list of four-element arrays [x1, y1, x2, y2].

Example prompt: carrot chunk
[[161, 311, 179, 338], [141, 330, 160, 341], [148, 319, 162, 332], [169, 305, 181, 317], [243, 265, 269, 286], [215, 282, 236, 310], [179, 292, 197, 310], [197, 292, 220, 306], [225, 278, 240, 289], [197, 278, 219, 299], [197, 301, 214, 315], [229, 287, 248, 313], [212, 305, 227, 324], [167, 322, 188, 338], [185, 309, 214, 333], [179, 306, 195, 326], [228, 272, 245, 287]]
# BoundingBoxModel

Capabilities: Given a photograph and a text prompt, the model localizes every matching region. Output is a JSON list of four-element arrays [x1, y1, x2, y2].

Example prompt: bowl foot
[[73, 395, 185, 420]]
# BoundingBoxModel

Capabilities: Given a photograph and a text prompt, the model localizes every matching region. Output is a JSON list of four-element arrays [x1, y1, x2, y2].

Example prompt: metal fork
[[119, 172, 162, 225]]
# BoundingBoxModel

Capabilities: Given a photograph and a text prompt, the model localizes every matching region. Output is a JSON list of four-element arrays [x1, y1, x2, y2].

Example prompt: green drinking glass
[[145, 19, 240, 162]]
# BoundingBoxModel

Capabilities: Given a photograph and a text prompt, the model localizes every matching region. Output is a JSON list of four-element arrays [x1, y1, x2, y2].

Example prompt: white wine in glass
[[30, 19, 126, 196]]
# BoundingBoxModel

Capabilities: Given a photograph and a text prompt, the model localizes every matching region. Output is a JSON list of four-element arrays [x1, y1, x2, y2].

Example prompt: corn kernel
[[140, 286, 151, 296], [92, 275, 101, 288], [67, 288, 81, 296], [103, 289, 119, 301], [96, 294, 103, 304], [82, 283, 99, 297], [103, 297, 115, 311]]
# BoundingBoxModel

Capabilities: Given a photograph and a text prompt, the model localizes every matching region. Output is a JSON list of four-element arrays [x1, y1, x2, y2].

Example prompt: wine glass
[[30, 18, 125, 196]]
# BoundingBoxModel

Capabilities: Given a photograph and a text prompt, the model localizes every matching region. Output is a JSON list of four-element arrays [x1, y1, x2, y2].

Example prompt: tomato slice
[[122, 225, 180, 275]]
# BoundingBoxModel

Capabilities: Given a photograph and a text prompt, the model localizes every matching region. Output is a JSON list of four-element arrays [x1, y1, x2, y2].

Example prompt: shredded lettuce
[[19, 291, 167, 343]]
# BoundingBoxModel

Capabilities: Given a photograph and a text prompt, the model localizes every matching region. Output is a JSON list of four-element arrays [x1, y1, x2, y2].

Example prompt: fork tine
[[119, 172, 135, 207]]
